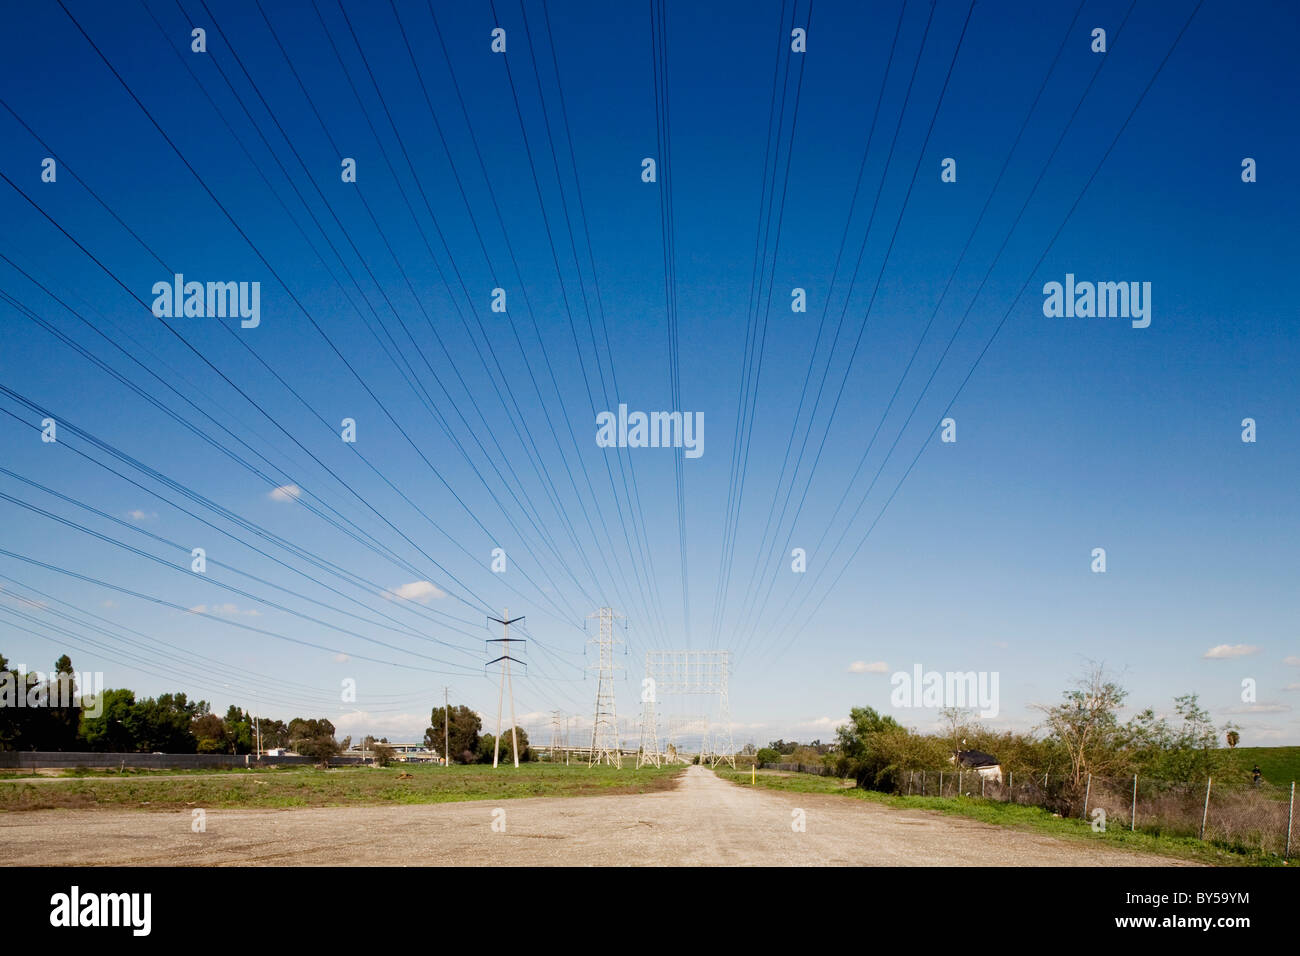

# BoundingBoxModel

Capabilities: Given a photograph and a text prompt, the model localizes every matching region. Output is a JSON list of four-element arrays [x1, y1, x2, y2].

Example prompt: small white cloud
[[269, 484, 302, 502], [333, 653, 350, 664], [848, 660, 888, 674], [1222, 703, 1291, 715], [1202, 644, 1259, 660], [1284, 656, 1300, 667], [385, 581, 446, 603], [125, 509, 157, 522]]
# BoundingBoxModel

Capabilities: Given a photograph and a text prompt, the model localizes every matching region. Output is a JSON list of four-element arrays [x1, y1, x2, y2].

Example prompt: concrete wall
[[0, 751, 372, 770]]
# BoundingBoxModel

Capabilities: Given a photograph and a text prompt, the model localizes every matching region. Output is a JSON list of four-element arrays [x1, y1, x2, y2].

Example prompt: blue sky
[[1, 0, 1297, 750]]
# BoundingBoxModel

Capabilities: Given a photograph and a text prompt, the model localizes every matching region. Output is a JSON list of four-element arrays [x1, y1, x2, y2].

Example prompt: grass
[[716, 768, 1292, 867], [0, 765, 286, 779], [1228, 746, 1300, 788], [0, 762, 685, 812]]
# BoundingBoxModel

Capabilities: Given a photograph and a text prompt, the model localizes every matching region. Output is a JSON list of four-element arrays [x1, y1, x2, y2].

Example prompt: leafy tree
[[494, 726, 530, 763], [258, 718, 289, 750], [1033, 663, 1127, 786], [132, 693, 204, 753], [1225, 729, 1239, 749], [425, 704, 481, 764], [288, 717, 339, 765], [833, 706, 902, 783], [756, 747, 780, 767], [222, 706, 254, 754], [192, 713, 228, 753], [79, 689, 142, 752]]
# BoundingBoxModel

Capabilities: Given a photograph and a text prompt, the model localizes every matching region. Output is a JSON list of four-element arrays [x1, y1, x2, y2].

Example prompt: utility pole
[[443, 687, 450, 767], [487, 610, 526, 768]]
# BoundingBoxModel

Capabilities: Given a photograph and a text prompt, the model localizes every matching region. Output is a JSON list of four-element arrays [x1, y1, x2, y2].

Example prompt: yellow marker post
[[751, 764, 756, 785]]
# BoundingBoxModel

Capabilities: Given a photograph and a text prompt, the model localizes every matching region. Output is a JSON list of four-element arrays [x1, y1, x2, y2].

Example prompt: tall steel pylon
[[709, 664, 736, 769], [637, 654, 661, 768], [487, 610, 526, 769], [588, 607, 623, 768], [549, 710, 563, 762], [646, 650, 737, 769]]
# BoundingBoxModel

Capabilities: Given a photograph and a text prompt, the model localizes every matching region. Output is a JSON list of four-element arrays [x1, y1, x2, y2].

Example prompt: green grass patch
[[717, 768, 1291, 868], [1228, 747, 1300, 788], [0, 762, 685, 812]]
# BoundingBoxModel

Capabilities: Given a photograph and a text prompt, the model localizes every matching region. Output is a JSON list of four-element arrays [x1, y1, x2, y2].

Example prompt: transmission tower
[[637, 655, 661, 768], [549, 710, 562, 762], [710, 654, 736, 769], [487, 610, 526, 769], [647, 650, 736, 769], [587, 607, 623, 768]]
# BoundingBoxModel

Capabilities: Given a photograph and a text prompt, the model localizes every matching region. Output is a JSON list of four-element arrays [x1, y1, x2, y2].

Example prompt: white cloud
[[125, 509, 157, 522], [385, 581, 446, 603], [1284, 656, 1300, 667], [848, 660, 888, 674], [1202, 644, 1258, 659], [333, 653, 350, 664], [1221, 703, 1292, 715], [268, 484, 301, 502]]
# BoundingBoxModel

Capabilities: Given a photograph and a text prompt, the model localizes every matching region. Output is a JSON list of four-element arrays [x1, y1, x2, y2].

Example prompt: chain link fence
[[897, 767, 1295, 857]]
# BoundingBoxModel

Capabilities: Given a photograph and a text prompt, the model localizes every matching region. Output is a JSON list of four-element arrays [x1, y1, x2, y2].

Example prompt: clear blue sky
[[1, 0, 1296, 749]]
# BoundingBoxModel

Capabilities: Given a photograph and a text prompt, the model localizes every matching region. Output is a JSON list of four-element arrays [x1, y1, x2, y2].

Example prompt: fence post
[[1008, 771, 1013, 803], [907, 770, 913, 795], [1131, 774, 1137, 832], [958, 770, 963, 795], [939, 770, 943, 796], [921, 771, 925, 796], [1199, 776, 1212, 841], [1285, 781, 1294, 859], [981, 775, 986, 798], [1082, 772, 1092, 819]]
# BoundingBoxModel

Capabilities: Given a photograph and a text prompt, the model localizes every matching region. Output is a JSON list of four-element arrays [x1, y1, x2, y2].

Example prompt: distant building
[[348, 742, 440, 764]]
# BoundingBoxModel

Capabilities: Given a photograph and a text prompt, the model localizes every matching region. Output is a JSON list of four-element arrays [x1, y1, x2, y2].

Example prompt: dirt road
[[0, 766, 1194, 866]]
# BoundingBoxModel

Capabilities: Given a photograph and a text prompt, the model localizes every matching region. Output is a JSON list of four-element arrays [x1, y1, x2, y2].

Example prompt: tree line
[[823, 664, 1249, 793], [0, 652, 342, 761]]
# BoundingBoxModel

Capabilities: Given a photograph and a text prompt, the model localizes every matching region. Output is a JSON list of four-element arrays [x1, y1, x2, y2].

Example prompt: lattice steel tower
[[637, 654, 661, 768], [587, 607, 623, 768]]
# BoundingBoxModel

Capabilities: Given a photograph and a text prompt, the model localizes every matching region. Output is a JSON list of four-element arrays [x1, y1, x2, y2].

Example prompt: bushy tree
[[833, 706, 906, 789], [288, 717, 339, 765], [425, 704, 481, 764], [756, 747, 780, 767], [1033, 663, 1127, 786], [495, 726, 530, 763]]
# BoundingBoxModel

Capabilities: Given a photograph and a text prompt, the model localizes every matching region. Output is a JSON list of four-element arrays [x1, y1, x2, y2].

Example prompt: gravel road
[[0, 765, 1195, 866]]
